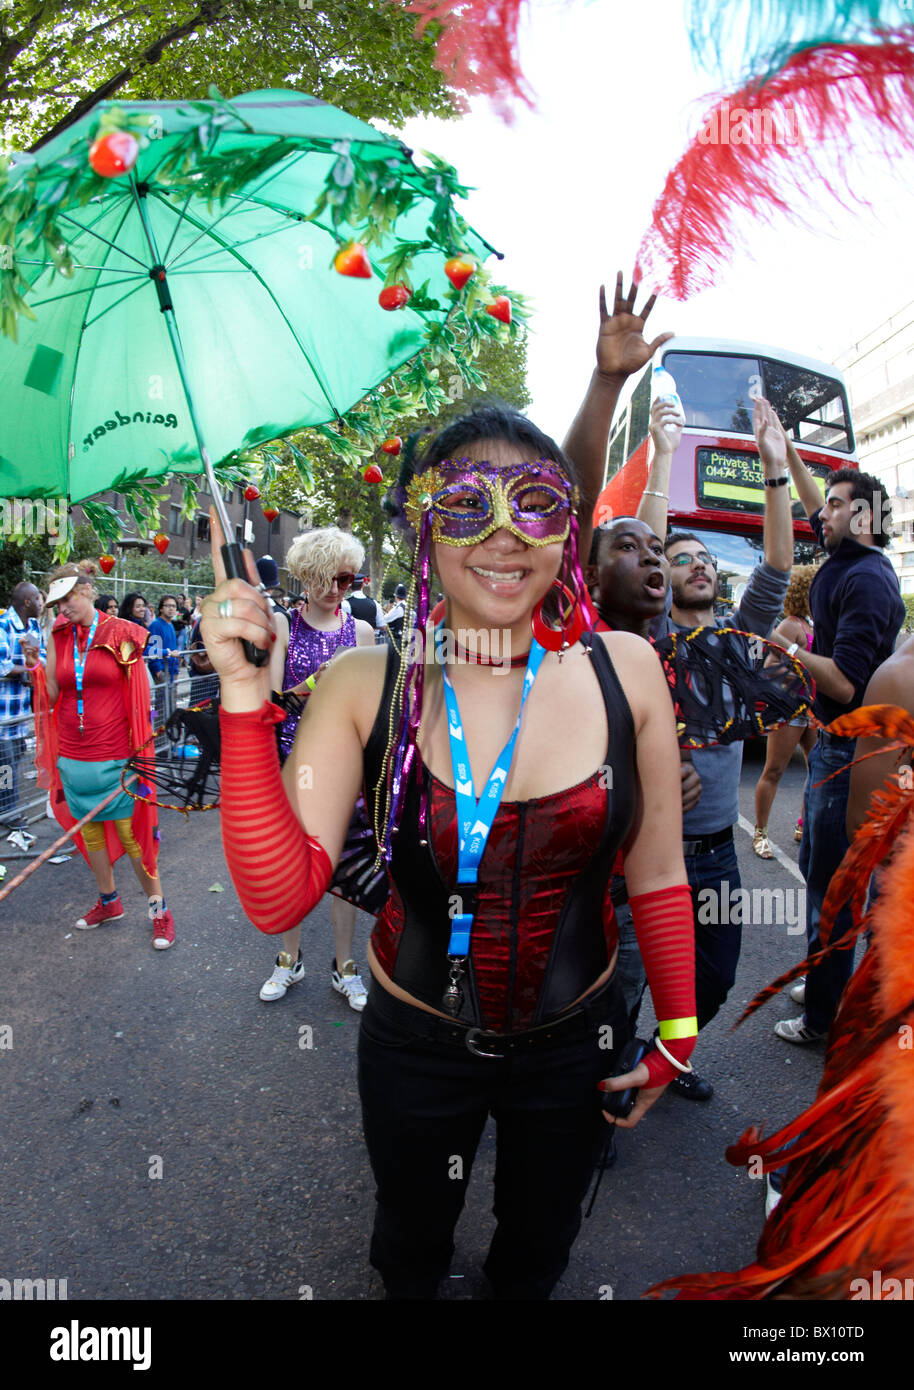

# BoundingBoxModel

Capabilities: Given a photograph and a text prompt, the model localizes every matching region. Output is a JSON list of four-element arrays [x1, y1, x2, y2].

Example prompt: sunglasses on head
[[669, 550, 717, 569]]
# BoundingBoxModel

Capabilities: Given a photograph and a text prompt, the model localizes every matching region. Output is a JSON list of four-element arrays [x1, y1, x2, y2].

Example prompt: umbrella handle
[[221, 541, 270, 668]]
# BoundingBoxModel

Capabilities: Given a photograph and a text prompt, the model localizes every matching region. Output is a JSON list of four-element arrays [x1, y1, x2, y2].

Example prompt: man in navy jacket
[[767, 441, 904, 1043]]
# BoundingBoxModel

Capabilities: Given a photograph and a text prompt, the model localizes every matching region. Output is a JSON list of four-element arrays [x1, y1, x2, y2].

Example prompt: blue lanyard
[[438, 629, 546, 956], [72, 612, 99, 733]]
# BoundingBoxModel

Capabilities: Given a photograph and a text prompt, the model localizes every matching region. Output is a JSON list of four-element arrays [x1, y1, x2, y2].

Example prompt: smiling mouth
[[469, 566, 529, 582]]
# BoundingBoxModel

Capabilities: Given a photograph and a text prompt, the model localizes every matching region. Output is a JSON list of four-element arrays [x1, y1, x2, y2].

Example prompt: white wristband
[[654, 1037, 693, 1074]]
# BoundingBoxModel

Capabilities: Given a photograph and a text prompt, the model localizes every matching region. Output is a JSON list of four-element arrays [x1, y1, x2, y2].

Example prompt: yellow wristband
[[658, 1016, 698, 1041], [304, 674, 317, 691]]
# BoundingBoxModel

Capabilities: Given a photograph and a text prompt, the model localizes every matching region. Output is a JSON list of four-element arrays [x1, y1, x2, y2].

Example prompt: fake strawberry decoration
[[98, 554, 116, 575], [88, 132, 140, 179], [363, 465, 384, 484], [153, 533, 169, 555], [444, 256, 475, 290], [243, 484, 261, 501], [485, 296, 512, 325], [381, 437, 402, 456], [334, 242, 372, 278], [379, 285, 412, 310], [262, 506, 279, 523]]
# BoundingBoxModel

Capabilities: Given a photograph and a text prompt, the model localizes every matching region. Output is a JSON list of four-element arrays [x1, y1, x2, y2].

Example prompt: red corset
[[371, 770, 617, 1031]]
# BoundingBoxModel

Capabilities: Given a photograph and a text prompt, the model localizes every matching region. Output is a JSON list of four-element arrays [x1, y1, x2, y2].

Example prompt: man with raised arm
[[765, 437, 905, 1043], [638, 399, 793, 1095]]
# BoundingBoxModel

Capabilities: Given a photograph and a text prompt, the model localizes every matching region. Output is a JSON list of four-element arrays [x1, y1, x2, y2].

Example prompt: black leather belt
[[682, 826, 734, 857], [367, 974, 617, 1059], [819, 729, 854, 747]]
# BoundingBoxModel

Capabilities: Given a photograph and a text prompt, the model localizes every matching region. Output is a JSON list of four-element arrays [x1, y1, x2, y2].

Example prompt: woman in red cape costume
[[32, 610, 159, 880], [647, 703, 914, 1300]]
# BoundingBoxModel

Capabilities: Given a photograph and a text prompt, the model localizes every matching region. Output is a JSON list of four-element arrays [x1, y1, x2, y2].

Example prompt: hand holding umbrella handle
[[221, 541, 270, 668]]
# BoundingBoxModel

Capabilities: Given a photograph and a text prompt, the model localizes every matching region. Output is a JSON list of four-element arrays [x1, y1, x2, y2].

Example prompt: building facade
[[836, 301, 914, 595]]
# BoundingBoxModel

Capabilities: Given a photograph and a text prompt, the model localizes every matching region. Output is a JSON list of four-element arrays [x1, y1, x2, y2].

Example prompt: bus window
[[664, 352, 757, 432], [628, 368, 652, 454], [608, 424, 627, 476], [761, 358, 853, 452], [682, 528, 820, 614], [664, 350, 854, 453]]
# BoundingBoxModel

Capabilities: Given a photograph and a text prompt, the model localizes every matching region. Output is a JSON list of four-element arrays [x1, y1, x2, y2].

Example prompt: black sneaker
[[671, 1069, 713, 1101]]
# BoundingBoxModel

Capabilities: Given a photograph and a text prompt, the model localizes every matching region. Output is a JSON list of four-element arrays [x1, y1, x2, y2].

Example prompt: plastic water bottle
[[652, 365, 685, 432]]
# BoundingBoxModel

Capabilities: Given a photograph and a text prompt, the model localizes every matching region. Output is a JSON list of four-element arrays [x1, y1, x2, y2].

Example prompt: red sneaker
[[76, 896, 124, 930], [152, 908, 175, 950]]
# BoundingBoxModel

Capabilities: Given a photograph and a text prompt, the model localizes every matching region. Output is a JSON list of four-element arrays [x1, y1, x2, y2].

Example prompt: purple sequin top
[[278, 608, 357, 761]]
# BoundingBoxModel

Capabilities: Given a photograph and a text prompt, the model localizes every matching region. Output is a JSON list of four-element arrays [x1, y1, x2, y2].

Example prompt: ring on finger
[[218, 599, 233, 619]]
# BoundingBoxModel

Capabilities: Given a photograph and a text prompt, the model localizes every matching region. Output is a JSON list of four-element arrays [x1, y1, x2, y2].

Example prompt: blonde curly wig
[[783, 564, 816, 620], [285, 526, 365, 597]]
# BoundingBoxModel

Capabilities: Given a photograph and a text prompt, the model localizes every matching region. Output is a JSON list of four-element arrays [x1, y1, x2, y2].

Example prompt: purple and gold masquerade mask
[[405, 459, 576, 548]]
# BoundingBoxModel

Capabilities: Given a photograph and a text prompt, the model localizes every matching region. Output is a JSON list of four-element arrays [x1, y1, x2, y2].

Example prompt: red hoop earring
[[531, 581, 585, 654]]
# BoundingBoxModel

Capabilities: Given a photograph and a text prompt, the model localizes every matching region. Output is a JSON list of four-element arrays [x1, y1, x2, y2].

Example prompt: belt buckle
[[465, 1027, 502, 1058]]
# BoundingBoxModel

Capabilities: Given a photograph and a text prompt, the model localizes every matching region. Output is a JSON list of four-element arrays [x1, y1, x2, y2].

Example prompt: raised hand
[[649, 395, 684, 456], [596, 273, 674, 383], [753, 396, 788, 474]]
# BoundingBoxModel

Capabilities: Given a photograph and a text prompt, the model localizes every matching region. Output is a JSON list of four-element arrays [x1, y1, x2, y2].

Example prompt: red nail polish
[[270, 632, 277, 642]]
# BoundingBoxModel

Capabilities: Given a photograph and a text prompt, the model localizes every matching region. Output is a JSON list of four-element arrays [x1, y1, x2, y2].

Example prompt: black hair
[[94, 594, 115, 612], [827, 467, 892, 548], [119, 592, 147, 622], [663, 530, 703, 554], [157, 594, 177, 615]]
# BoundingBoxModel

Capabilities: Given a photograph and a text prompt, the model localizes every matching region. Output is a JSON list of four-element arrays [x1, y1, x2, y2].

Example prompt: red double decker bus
[[593, 338, 858, 605]]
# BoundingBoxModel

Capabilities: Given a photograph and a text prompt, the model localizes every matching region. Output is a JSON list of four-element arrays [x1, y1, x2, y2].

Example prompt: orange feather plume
[[647, 705, 914, 1299]]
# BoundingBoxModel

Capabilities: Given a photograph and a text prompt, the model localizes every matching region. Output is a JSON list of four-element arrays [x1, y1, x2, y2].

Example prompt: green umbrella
[[0, 87, 510, 589]]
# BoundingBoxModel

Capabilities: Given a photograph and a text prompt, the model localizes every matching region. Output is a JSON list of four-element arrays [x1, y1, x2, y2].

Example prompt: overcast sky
[[399, 0, 914, 432]]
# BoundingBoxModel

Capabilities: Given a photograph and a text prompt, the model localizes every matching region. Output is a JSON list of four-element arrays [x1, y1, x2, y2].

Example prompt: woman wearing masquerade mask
[[202, 284, 695, 1300]]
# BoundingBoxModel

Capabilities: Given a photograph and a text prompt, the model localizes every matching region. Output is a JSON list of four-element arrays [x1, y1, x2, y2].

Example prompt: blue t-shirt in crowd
[[147, 617, 179, 680]]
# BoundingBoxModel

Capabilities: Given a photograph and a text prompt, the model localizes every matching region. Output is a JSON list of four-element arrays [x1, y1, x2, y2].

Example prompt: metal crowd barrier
[[0, 650, 222, 843]]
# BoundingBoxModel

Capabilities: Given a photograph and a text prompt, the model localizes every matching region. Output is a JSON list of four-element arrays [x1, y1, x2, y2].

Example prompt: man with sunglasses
[[636, 398, 794, 1097]]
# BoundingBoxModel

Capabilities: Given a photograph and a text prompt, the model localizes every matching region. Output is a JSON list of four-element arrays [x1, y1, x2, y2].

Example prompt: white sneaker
[[774, 1015, 827, 1044], [332, 959, 368, 1012], [789, 977, 806, 1005], [765, 1172, 783, 1218], [259, 953, 305, 1001], [6, 829, 35, 852]]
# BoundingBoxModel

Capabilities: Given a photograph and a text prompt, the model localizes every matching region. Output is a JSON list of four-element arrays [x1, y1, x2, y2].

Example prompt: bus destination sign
[[696, 447, 812, 518]]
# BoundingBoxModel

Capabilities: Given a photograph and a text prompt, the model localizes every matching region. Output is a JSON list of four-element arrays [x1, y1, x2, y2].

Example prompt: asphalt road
[[0, 744, 836, 1303]]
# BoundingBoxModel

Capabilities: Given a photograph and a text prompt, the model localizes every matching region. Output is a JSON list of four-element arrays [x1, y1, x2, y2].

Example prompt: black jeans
[[357, 975, 630, 1300]]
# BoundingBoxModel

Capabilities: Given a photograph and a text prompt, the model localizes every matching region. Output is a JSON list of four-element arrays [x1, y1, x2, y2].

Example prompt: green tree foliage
[[0, 532, 55, 602], [266, 329, 531, 582], [0, 0, 456, 151]]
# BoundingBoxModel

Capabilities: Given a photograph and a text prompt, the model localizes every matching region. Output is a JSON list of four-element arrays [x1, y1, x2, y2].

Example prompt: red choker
[[452, 640, 530, 668]]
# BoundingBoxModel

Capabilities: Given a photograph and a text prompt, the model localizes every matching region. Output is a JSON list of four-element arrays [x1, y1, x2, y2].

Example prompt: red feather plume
[[636, 33, 914, 299], [400, 0, 535, 112]]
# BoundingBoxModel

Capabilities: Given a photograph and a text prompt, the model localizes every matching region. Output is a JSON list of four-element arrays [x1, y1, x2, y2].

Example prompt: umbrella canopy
[[0, 88, 504, 512]]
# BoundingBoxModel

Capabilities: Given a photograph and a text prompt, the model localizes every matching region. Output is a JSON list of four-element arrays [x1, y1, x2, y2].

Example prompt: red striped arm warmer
[[218, 702, 332, 934], [628, 883, 697, 1087]]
